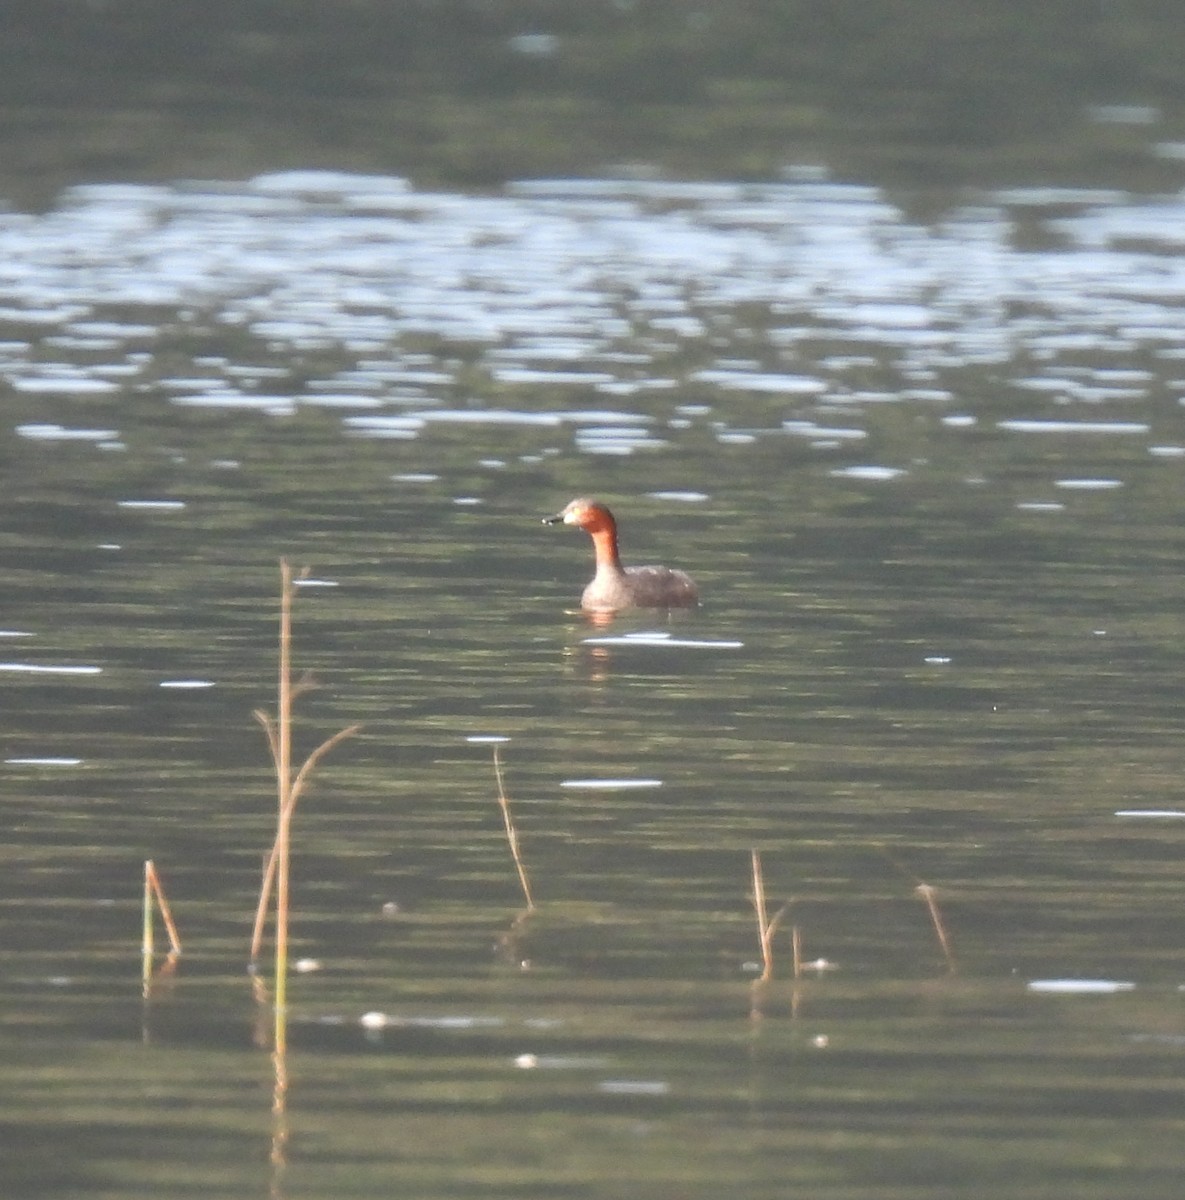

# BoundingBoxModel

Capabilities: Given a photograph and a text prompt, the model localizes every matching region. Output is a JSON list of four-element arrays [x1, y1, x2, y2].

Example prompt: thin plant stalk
[[750, 850, 789, 984], [249, 848, 276, 967], [273, 558, 295, 1049], [143, 860, 182, 956], [751, 849, 770, 979], [493, 745, 534, 911], [879, 849, 958, 975], [142, 861, 154, 991], [142, 860, 182, 999], [151, 863, 182, 955], [916, 883, 956, 973], [271, 1044, 290, 1181], [250, 560, 360, 1053], [250, 718, 362, 963]]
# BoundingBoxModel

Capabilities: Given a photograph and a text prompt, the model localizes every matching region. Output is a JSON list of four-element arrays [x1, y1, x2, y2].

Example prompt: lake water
[[4, 173, 1185, 1197]]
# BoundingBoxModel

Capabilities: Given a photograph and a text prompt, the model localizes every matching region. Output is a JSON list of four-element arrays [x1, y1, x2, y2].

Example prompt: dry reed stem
[[143, 860, 183, 957], [249, 841, 276, 967], [248, 560, 360, 1054], [250, 973, 272, 1049], [750, 849, 769, 972], [750, 850, 789, 983], [878, 849, 958, 975], [495, 905, 536, 969], [142, 861, 154, 991], [249, 720, 362, 964], [142, 860, 182, 1000], [273, 558, 296, 1050], [493, 745, 535, 911], [915, 883, 957, 973]]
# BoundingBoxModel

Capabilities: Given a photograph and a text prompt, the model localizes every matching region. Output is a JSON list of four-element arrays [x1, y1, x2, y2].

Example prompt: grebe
[[543, 497, 699, 612]]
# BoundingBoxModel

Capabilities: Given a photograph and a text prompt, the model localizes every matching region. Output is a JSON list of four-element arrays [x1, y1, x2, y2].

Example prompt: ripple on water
[[9, 374, 120, 394], [559, 779, 664, 790], [574, 426, 668, 455], [0, 663, 102, 675], [491, 367, 618, 386], [409, 409, 563, 427], [998, 419, 1150, 434], [691, 369, 827, 395], [1027, 979, 1136, 995], [168, 391, 296, 414], [343, 415, 425, 439], [17, 423, 120, 442], [4, 174, 1185, 450], [829, 465, 907, 480], [581, 632, 743, 649], [783, 420, 867, 441]]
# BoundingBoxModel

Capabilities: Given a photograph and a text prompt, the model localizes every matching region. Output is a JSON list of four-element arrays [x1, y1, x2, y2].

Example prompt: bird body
[[543, 497, 698, 612]]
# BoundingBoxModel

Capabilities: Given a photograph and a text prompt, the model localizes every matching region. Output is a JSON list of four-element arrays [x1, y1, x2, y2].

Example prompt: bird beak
[[542, 513, 564, 525]]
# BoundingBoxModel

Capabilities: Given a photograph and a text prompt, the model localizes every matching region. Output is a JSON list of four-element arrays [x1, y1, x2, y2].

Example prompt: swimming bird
[[543, 497, 699, 612]]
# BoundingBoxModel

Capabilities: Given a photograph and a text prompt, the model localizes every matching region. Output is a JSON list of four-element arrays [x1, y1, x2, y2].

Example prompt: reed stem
[[143, 860, 183, 955], [273, 559, 294, 1050], [142, 859, 182, 999], [749, 850, 789, 984], [249, 560, 360, 1053], [916, 883, 957, 973], [142, 860, 154, 990], [878, 850, 958, 975], [493, 745, 534, 911]]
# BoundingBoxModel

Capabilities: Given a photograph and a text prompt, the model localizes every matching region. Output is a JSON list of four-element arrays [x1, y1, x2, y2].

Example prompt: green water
[[2, 175, 1185, 1197]]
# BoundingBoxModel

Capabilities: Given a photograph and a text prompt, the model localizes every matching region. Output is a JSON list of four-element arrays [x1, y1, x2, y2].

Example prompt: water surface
[[3, 175, 1185, 1197]]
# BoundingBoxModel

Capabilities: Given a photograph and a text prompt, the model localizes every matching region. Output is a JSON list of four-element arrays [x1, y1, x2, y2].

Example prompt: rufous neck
[[587, 522, 623, 572]]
